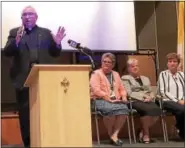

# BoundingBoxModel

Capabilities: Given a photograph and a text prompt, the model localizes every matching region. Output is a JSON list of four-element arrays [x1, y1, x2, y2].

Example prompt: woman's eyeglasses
[[103, 60, 112, 64]]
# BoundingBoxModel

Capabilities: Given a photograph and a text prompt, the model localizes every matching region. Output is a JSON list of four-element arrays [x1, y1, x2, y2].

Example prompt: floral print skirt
[[93, 98, 129, 116]]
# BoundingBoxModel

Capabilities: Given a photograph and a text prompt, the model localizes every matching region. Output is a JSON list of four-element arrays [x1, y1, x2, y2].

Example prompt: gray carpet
[[93, 138, 184, 147], [1, 139, 184, 147]]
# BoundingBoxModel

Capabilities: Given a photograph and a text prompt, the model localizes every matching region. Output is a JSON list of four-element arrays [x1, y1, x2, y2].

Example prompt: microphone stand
[[79, 49, 96, 77], [80, 49, 95, 69]]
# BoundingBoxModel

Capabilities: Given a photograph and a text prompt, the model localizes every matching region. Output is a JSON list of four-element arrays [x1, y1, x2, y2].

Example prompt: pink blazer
[[90, 69, 127, 100]]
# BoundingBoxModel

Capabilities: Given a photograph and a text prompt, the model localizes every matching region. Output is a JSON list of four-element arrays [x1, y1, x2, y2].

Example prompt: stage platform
[[1, 138, 184, 147]]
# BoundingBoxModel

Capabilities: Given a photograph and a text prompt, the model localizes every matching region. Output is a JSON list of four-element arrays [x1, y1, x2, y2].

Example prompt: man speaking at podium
[[3, 5, 66, 147]]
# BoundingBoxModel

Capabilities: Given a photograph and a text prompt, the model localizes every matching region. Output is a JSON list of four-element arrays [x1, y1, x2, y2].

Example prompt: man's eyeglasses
[[22, 12, 36, 17]]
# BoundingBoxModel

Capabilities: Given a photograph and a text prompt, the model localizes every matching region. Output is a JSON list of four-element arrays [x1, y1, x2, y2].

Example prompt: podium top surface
[[24, 64, 92, 87], [30, 64, 91, 71]]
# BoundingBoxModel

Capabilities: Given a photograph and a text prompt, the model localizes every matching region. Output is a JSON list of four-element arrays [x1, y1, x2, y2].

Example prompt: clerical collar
[[25, 25, 38, 33]]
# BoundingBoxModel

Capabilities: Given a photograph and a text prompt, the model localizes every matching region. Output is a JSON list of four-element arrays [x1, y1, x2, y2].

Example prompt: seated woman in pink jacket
[[90, 52, 129, 146]]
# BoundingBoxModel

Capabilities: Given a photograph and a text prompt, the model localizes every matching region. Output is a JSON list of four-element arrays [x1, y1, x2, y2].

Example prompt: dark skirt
[[94, 99, 129, 116], [130, 100, 161, 116]]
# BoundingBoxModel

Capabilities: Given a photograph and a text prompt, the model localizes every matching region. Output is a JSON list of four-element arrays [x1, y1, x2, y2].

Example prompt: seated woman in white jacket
[[121, 58, 161, 144]]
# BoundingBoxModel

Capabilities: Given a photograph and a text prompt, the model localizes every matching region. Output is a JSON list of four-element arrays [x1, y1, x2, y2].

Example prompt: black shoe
[[110, 139, 123, 146], [179, 131, 184, 140], [117, 139, 123, 144], [140, 138, 155, 144]]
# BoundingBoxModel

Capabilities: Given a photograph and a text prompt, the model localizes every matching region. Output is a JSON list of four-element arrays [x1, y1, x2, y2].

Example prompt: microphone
[[68, 39, 95, 69], [68, 39, 91, 52], [16, 26, 25, 46], [20, 26, 25, 38]]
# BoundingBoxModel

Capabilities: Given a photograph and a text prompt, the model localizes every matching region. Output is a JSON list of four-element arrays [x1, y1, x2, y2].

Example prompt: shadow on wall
[[134, 1, 161, 35]]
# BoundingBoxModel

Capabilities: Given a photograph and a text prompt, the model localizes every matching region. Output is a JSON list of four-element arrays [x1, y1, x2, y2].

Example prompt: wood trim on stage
[[1, 112, 22, 145]]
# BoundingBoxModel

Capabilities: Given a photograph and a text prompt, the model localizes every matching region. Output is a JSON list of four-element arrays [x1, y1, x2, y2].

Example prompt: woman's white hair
[[127, 58, 138, 66]]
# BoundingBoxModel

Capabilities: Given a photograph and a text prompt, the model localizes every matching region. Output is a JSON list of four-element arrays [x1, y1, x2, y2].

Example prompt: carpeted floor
[[93, 138, 184, 147], [1, 138, 184, 147]]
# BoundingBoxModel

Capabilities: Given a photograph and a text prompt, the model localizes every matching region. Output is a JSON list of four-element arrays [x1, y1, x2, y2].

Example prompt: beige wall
[[135, 1, 177, 74], [155, 2, 177, 72], [135, 1, 157, 49]]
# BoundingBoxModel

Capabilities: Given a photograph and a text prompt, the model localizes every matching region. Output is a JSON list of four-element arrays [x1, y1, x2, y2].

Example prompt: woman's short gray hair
[[101, 52, 116, 64], [127, 58, 138, 66]]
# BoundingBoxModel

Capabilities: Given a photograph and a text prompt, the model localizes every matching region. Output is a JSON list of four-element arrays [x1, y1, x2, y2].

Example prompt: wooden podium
[[24, 65, 92, 147]]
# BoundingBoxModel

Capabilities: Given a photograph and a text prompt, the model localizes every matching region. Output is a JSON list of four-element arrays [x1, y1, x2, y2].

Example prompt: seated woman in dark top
[[121, 58, 161, 143]]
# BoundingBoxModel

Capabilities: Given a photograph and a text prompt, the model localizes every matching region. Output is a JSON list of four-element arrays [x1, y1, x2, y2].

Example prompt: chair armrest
[[90, 99, 96, 112], [127, 97, 137, 114], [156, 95, 162, 100], [90, 99, 103, 116], [127, 97, 133, 108], [155, 95, 165, 111]]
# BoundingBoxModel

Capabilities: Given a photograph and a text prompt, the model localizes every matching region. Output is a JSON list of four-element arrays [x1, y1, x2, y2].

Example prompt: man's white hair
[[21, 5, 38, 16]]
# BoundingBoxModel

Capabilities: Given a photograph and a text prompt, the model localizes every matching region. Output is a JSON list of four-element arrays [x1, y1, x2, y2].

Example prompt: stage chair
[[91, 99, 101, 145], [156, 95, 178, 142], [91, 99, 132, 145], [152, 86, 169, 142], [128, 86, 167, 143], [128, 99, 138, 144]]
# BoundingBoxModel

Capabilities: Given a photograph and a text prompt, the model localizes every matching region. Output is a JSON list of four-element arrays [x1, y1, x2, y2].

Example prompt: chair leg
[[131, 114, 136, 143], [173, 126, 179, 138], [164, 120, 169, 142], [161, 115, 167, 142], [171, 116, 178, 139], [126, 116, 132, 144], [94, 114, 100, 145], [171, 125, 176, 139]]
